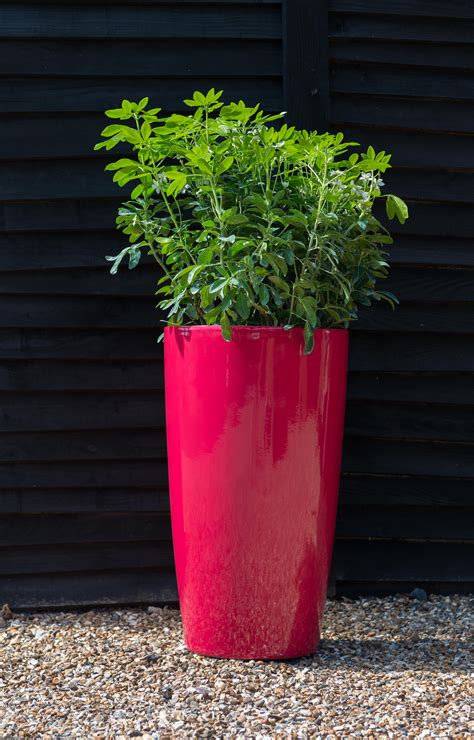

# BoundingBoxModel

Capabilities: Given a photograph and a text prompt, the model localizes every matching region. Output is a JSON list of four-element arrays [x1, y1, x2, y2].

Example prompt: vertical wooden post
[[283, 0, 329, 131]]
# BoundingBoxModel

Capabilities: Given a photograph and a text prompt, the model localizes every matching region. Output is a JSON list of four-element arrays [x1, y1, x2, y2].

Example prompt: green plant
[[95, 89, 408, 353]]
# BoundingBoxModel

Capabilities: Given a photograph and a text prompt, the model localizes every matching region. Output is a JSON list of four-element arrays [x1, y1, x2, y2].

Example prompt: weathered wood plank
[[0, 391, 165, 433], [349, 333, 474, 372], [329, 12, 474, 43], [345, 400, 474, 443], [0, 541, 174, 575], [0, 488, 170, 514], [340, 473, 474, 507], [0, 77, 283, 113], [343, 435, 474, 476], [5, 158, 472, 204], [0, 359, 165, 392], [0, 39, 282, 77], [331, 64, 474, 101], [331, 94, 474, 134], [330, 0, 474, 20], [356, 303, 474, 334], [337, 505, 474, 540], [330, 39, 474, 70], [0, 4, 281, 39], [347, 372, 474, 405], [2, 298, 474, 333], [0, 329, 473, 372], [0, 460, 168, 488], [0, 428, 166, 461], [334, 541, 473, 581], [1, 266, 472, 302], [0, 513, 171, 545], [2, 232, 472, 272], [0, 570, 178, 609]]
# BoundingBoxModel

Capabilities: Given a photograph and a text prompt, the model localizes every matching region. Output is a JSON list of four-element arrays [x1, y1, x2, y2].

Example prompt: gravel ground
[[0, 595, 472, 738]]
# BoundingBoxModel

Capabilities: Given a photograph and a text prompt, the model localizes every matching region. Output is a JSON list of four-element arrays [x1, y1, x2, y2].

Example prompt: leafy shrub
[[96, 89, 408, 352]]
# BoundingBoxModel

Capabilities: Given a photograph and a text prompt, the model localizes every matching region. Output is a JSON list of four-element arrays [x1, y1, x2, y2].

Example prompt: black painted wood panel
[[0, 0, 472, 607], [328, 0, 474, 595]]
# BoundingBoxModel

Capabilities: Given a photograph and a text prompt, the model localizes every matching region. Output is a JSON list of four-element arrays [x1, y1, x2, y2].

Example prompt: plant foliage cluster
[[96, 89, 408, 352]]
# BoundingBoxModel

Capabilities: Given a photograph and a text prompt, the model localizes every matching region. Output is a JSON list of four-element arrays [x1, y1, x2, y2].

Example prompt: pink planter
[[164, 326, 348, 659]]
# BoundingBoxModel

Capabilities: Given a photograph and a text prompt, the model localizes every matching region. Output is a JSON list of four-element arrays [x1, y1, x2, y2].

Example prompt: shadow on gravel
[[297, 638, 473, 674]]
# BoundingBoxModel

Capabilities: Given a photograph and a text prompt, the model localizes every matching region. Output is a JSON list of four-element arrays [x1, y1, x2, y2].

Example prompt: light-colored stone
[[0, 596, 472, 737]]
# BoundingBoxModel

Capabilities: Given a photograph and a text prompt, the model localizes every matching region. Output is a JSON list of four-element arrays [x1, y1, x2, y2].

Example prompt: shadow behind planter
[[164, 326, 348, 659]]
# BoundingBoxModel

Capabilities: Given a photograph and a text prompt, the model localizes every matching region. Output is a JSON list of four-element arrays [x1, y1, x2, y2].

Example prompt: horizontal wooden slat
[[383, 169, 473, 205], [331, 64, 474, 102], [0, 231, 123, 271], [343, 438, 474, 477], [0, 114, 118, 160], [347, 372, 474, 404], [329, 13, 474, 43], [329, 0, 474, 20], [0, 0, 278, 5], [0, 359, 164, 391], [0, 569, 178, 609], [337, 505, 473, 540], [0, 328, 161, 359], [3, 362, 473, 402], [0, 512, 171, 545], [0, 329, 472, 371], [2, 158, 118, 201], [340, 473, 474, 506], [0, 262, 157, 295], [0, 295, 157, 328], [387, 236, 474, 268], [0, 460, 168, 488], [3, 471, 472, 514], [331, 94, 474, 134], [0, 39, 281, 77], [0, 392, 165, 432], [337, 128, 474, 170], [384, 266, 474, 302], [3, 296, 474, 334], [0, 4, 281, 39], [336, 581, 474, 596], [0, 77, 283, 113], [0, 488, 170, 514], [330, 39, 474, 70], [2, 232, 472, 272], [334, 541, 473, 581], [356, 303, 474, 334], [349, 333, 474, 372], [3, 198, 472, 236], [1, 265, 472, 302], [345, 401, 474, 442], [5, 158, 473, 204], [0, 541, 174, 575], [0, 429, 166, 461], [381, 202, 474, 238]]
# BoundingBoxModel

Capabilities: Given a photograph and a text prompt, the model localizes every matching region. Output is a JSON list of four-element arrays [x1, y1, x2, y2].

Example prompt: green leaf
[[259, 284, 270, 306], [220, 312, 232, 341], [216, 156, 234, 175], [235, 291, 251, 320], [210, 277, 229, 294], [303, 323, 314, 355], [128, 247, 141, 270], [105, 158, 138, 171], [386, 194, 409, 224]]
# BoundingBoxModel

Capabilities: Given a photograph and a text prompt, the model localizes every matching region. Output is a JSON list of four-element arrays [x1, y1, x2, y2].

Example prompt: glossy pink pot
[[164, 326, 348, 660]]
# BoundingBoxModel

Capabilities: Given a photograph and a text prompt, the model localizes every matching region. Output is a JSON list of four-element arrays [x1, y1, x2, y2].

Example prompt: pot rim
[[164, 325, 348, 334]]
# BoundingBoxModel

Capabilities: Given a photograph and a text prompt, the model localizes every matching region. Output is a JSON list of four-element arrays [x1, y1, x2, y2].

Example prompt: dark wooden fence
[[1, 0, 473, 607]]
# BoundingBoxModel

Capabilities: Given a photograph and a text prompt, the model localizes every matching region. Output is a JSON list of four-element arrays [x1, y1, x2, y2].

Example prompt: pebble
[[0, 596, 472, 737]]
